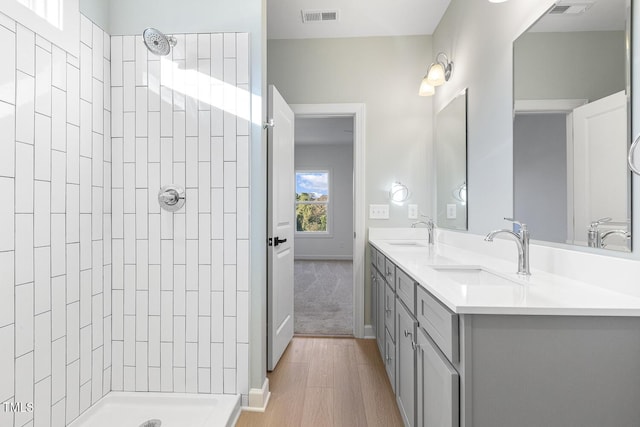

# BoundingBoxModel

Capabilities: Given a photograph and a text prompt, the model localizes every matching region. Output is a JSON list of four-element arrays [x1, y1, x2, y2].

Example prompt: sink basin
[[387, 241, 427, 247], [432, 266, 522, 287]]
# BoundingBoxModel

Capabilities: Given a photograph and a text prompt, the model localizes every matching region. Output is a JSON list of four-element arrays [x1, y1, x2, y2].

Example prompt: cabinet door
[[384, 283, 396, 342], [377, 270, 386, 356], [371, 266, 378, 338], [416, 327, 459, 427], [396, 299, 417, 427], [385, 329, 396, 393]]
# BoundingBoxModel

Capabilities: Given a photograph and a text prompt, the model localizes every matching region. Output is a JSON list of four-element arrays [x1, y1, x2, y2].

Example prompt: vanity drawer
[[370, 245, 378, 268], [376, 250, 386, 274], [384, 283, 396, 343], [396, 267, 416, 315], [416, 285, 459, 363]]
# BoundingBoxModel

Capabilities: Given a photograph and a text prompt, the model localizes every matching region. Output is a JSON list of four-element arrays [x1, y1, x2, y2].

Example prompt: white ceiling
[[295, 117, 354, 146], [267, 0, 451, 40]]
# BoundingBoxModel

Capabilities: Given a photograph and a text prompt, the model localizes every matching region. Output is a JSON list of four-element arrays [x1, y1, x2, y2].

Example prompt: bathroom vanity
[[369, 230, 640, 427]]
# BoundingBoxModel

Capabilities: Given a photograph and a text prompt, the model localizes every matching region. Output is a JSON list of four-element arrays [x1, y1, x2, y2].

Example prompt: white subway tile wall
[[109, 33, 250, 400], [0, 13, 112, 427]]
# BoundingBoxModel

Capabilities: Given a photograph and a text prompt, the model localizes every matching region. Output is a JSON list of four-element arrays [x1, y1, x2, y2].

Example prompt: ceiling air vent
[[301, 9, 339, 23], [548, 2, 594, 15]]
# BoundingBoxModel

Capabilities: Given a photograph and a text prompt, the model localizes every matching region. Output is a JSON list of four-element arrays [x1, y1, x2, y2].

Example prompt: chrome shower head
[[142, 28, 177, 56]]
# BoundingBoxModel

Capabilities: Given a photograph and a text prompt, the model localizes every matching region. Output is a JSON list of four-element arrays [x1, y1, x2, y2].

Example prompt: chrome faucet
[[600, 229, 631, 248], [484, 218, 530, 276], [411, 215, 435, 245], [587, 217, 612, 248]]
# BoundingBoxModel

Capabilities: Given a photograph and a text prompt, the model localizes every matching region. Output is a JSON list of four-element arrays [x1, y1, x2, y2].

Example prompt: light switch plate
[[408, 204, 418, 219], [447, 204, 457, 219], [369, 204, 390, 219]]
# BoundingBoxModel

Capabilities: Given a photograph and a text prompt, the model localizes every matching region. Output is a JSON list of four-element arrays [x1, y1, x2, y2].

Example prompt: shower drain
[[139, 420, 161, 427]]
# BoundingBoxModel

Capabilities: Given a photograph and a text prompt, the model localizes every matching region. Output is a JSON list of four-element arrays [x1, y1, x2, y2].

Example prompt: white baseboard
[[364, 324, 376, 339], [243, 378, 271, 412]]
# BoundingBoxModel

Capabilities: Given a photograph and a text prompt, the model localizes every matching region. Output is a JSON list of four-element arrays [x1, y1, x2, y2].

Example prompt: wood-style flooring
[[236, 337, 404, 427]]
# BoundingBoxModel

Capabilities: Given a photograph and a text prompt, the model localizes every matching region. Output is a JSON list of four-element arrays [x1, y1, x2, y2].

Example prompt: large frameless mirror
[[513, 0, 631, 252], [436, 90, 468, 230]]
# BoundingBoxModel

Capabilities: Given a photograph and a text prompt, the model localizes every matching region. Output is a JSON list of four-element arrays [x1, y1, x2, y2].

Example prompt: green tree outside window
[[295, 171, 329, 233]]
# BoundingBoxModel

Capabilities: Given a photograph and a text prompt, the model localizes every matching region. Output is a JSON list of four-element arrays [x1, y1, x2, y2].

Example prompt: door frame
[[514, 98, 587, 243], [290, 103, 366, 338]]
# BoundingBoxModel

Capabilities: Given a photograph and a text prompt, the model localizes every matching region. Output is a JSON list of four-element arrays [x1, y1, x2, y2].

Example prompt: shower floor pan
[[68, 392, 241, 427]]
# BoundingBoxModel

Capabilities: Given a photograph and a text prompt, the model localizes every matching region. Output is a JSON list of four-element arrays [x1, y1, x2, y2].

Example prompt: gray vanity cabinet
[[376, 269, 385, 356], [370, 258, 377, 339], [416, 327, 459, 427], [370, 243, 640, 427], [396, 298, 417, 427], [371, 245, 396, 389]]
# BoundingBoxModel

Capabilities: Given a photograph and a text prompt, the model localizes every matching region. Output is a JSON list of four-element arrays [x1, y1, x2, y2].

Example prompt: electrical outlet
[[369, 204, 390, 219], [447, 204, 457, 219], [408, 204, 418, 219]]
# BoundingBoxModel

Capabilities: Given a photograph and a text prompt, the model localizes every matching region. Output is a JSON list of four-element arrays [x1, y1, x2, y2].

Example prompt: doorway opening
[[294, 117, 354, 335], [291, 103, 366, 339]]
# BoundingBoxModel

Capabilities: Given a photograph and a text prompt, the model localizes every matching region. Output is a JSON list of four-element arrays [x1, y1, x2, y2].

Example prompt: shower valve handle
[[159, 189, 183, 205]]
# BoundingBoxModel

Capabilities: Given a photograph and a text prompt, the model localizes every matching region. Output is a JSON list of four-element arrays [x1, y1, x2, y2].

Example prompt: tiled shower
[[0, 11, 250, 427]]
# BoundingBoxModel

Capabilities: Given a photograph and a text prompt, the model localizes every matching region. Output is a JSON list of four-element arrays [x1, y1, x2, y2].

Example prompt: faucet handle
[[504, 217, 527, 233], [590, 217, 612, 228], [418, 213, 435, 227]]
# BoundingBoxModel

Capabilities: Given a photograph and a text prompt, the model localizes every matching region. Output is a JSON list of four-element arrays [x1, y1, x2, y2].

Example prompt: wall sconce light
[[389, 181, 410, 205], [418, 52, 454, 97], [418, 80, 435, 97], [452, 182, 467, 206]]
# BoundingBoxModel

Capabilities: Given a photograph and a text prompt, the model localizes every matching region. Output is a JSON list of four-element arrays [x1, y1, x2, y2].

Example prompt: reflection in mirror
[[436, 90, 467, 230], [513, 0, 631, 252]]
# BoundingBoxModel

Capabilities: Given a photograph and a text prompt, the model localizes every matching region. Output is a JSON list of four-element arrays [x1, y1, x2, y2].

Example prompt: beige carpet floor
[[294, 260, 353, 335]]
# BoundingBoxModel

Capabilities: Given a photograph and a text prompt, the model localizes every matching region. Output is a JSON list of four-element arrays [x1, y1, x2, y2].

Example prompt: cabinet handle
[[411, 341, 418, 352], [404, 329, 413, 339]]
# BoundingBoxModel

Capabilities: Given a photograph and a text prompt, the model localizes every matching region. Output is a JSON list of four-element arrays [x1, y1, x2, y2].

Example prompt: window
[[17, 0, 62, 29], [296, 171, 330, 233], [1, 0, 80, 57]]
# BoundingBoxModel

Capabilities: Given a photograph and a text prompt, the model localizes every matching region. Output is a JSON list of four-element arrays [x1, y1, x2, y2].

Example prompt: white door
[[572, 91, 628, 247], [267, 85, 295, 370]]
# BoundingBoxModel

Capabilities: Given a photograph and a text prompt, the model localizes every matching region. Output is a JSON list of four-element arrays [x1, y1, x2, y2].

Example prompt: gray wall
[[432, 0, 555, 234], [514, 31, 625, 102], [268, 35, 432, 324], [295, 144, 354, 260], [514, 113, 567, 243], [268, 36, 433, 227], [433, 0, 640, 261], [79, 0, 110, 32]]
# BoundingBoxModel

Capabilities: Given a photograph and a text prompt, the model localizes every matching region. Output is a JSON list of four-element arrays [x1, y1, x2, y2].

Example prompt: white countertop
[[370, 235, 640, 316]]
